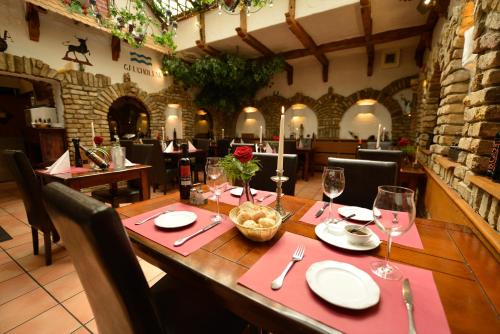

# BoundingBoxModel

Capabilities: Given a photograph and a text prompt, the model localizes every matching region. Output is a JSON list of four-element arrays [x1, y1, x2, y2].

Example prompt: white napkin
[[46, 150, 71, 175], [164, 141, 174, 153], [188, 141, 196, 152], [230, 139, 235, 146], [125, 159, 137, 167], [161, 141, 167, 152], [265, 142, 273, 153]]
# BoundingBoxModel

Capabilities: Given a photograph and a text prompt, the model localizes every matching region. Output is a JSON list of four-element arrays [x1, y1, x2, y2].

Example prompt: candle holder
[[271, 169, 289, 217], [257, 142, 265, 153]]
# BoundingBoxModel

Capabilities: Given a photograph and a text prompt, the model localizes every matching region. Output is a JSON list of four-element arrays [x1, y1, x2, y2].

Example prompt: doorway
[[107, 96, 150, 140]]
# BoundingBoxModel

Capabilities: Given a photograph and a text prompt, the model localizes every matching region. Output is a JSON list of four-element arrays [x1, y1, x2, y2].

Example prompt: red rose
[[233, 146, 253, 163], [398, 138, 410, 146], [93, 136, 104, 146]]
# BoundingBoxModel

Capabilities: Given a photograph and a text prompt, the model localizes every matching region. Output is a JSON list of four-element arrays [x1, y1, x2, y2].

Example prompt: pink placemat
[[122, 202, 234, 256], [205, 189, 277, 207], [39, 167, 92, 175], [300, 201, 423, 249], [238, 232, 450, 334]]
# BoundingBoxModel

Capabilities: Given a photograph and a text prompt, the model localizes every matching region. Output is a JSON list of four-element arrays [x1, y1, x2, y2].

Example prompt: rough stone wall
[[415, 0, 500, 231]]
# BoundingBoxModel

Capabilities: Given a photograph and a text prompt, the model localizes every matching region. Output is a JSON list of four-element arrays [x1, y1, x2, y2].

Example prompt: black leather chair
[[252, 153, 298, 195], [324, 157, 398, 209], [217, 139, 230, 157], [149, 140, 178, 194], [357, 149, 403, 168], [42, 182, 245, 334], [3, 150, 60, 265], [284, 140, 297, 155], [91, 144, 154, 207], [230, 143, 256, 153], [119, 140, 134, 160]]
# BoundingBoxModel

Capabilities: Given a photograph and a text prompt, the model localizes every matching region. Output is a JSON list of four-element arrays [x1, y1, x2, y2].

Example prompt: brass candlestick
[[271, 169, 289, 217]]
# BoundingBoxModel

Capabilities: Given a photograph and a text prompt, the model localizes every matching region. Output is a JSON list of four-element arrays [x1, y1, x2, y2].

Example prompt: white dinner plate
[[338, 206, 374, 222], [315, 223, 381, 251], [154, 211, 197, 229], [230, 187, 258, 197], [306, 260, 380, 310]]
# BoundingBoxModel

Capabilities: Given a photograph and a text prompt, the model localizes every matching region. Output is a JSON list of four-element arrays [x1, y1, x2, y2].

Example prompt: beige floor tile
[[147, 272, 166, 287], [0, 261, 24, 283], [0, 209, 9, 217], [0, 274, 38, 305], [44, 271, 83, 302], [71, 327, 91, 334], [0, 232, 33, 250], [0, 215, 22, 227], [5, 241, 42, 260], [30, 256, 75, 285], [139, 259, 164, 281], [0, 288, 57, 333], [63, 291, 94, 324], [7, 305, 81, 334], [1, 220, 30, 238], [0, 250, 11, 266], [85, 320, 98, 334], [16, 246, 68, 272]]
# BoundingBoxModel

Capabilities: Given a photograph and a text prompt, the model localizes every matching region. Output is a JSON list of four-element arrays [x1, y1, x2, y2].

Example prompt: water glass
[[205, 157, 221, 200], [322, 167, 345, 226], [207, 165, 226, 222], [111, 146, 126, 170]]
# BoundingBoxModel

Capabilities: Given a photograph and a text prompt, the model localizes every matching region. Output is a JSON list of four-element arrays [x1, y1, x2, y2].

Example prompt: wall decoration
[[130, 52, 152, 66], [381, 49, 400, 68], [0, 30, 13, 52], [62, 36, 92, 66]]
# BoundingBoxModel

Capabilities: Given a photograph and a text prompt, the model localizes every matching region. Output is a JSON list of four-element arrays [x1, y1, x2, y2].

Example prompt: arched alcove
[[284, 104, 318, 138], [339, 102, 392, 140], [194, 108, 213, 138], [235, 108, 266, 139], [107, 96, 150, 139]]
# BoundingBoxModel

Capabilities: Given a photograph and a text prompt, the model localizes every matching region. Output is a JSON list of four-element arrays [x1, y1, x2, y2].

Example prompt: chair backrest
[[284, 140, 297, 154], [128, 144, 154, 189], [216, 139, 230, 157], [325, 157, 397, 209], [148, 141, 168, 186], [42, 182, 164, 334], [195, 138, 211, 152], [230, 143, 255, 153], [2, 150, 55, 233], [252, 153, 298, 195], [357, 149, 403, 167], [120, 140, 134, 159]]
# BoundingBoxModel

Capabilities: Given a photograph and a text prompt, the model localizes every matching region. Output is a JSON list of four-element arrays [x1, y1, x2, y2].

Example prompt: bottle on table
[[72, 138, 83, 167], [179, 143, 192, 200], [79, 144, 109, 169], [173, 128, 178, 151]]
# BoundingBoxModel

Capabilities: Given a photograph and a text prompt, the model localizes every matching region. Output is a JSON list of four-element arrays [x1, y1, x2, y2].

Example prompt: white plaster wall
[[339, 103, 392, 140], [0, 0, 171, 93], [257, 45, 419, 99], [235, 110, 266, 138], [284, 106, 318, 138]]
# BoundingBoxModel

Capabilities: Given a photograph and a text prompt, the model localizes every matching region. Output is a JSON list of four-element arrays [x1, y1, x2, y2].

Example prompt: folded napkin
[[125, 159, 137, 167], [161, 141, 167, 152], [230, 139, 235, 146], [46, 150, 71, 175], [164, 141, 174, 153], [188, 140, 197, 152], [265, 142, 273, 153]]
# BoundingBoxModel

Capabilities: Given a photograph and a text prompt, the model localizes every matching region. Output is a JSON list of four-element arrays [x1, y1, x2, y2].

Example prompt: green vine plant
[[162, 53, 285, 114]]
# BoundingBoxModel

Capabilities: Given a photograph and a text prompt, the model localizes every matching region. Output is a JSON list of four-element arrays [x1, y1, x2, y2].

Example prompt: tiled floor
[[0, 173, 322, 333]]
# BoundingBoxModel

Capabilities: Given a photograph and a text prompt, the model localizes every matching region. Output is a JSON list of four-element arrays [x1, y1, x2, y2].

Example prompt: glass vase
[[239, 180, 254, 205]]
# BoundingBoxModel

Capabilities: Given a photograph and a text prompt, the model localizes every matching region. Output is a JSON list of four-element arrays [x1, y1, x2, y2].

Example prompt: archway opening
[[339, 102, 392, 140], [285, 104, 318, 139], [107, 96, 150, 140], [235, 107, 266, 140], [194, 108, 213, 138]]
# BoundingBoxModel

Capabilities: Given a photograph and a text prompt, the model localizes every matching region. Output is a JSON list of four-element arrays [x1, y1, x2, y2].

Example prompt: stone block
[[442, 70, 470, 86], [438, 135, 456, 145], [481, 69, 500, 87], [458, 137, 472, 150], [470, 139, 494, 155], [463, 170, 475, 186], [40, 64, 49, 77], [440, 94, 466, 106], [438, 104, 465, 115], [467, 121, 500, 137], [487, 198, 499, 227], [13, 55, 23, 73], [477, 32, 500, 53], [469, 186, 482, 210], [437, 114, 465, 125], [23, 57, 31, 75], [456, 181, 471, 202], [485, 11, 500, 30], [439, 124, 463, 135], [458, 151, 468, 163], [464, 105, 500, 122], [478, 51, 500, 70], [478, 192, 492, 218], [464, 87, 500, 107], [454, 165, 467, 179], [443, 83, 469, 96], [465, 153, 490, 172], [0, 53, 6, 71]]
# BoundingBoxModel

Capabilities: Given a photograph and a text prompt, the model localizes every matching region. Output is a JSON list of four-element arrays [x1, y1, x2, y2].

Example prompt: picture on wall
[[61, 36, 92, 66], [381, 49, 400, 68]]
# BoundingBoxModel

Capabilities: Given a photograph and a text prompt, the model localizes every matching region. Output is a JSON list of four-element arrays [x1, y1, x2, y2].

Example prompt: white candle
[[259, 126, 263, 144], [382, 127, 386, 141], [162, 127, 165, 141], [91, 121, 96, 148], [277, 106, 285, 171], [376, 124, 381, 149], [222, 128, 225, 138]]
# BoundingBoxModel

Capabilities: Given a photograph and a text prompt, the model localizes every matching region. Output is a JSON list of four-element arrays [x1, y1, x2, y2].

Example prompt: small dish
[[230, 187, 258, 197], [344, 224, 373, 245], [338, 206, 374, 222], [315, 223, 380, 251], [306, 260, 380, 310], [154, 211, 197, 229]]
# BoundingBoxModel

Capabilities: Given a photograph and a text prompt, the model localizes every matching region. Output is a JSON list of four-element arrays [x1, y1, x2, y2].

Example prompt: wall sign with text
[[124, 51, 163, 78]]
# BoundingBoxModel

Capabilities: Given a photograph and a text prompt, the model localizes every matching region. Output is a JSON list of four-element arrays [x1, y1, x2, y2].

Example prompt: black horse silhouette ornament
[[62, 37, 92, 66]]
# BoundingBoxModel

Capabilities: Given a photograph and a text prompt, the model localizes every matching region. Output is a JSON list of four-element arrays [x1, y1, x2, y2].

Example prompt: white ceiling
[[177, 0, 429, 61]]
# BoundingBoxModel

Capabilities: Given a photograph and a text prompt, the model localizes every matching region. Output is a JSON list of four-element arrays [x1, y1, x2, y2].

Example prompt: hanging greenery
[[163, 53, 285, 114]]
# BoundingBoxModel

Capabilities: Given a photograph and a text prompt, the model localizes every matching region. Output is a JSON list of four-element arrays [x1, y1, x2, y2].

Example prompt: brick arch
[[255, 95, 289, 137]]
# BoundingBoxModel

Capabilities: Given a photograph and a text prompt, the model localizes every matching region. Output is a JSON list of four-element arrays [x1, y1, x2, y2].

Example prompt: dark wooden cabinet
[[24, 127, 67, 168]]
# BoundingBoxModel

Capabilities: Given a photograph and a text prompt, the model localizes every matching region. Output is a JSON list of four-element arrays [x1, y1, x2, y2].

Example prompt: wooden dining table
[[117, 193, 499, 334]]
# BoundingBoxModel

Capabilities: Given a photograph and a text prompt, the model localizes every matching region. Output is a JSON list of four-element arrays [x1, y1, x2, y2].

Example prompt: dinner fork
[[271, 245, 305, 290], [257, 193, 273, 202]]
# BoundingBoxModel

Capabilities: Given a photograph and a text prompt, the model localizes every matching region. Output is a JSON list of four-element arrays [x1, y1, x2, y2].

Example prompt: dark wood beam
[[279, 24, 433, 60], [360, 0, 374, 76], [111, 35, 121, 61], [195, 40, 221, 57], [285, 12, 329, 82], [25, 3, 40, 42]]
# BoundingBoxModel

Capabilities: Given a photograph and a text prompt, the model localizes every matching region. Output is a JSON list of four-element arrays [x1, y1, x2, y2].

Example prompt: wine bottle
[[72, 138, 83, 167], [173, 128, 178, 151], [487, 132, 500, 182], [79, 144, 109, 169], [178, 143, 192, 200]]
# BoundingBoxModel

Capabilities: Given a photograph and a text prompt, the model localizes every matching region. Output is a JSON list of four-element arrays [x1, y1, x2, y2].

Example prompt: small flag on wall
[[129, 52, 152, 66]]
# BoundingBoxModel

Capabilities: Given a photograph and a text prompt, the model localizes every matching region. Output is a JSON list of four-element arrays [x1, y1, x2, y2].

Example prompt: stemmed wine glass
[[322, 167, 345, 226], [207, 165, 227, 222], [371, 186, 416, 280], [205, 157, 221, 200]]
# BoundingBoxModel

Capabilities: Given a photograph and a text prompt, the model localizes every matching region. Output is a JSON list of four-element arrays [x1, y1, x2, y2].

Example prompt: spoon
[[350, 220, 374, 233]]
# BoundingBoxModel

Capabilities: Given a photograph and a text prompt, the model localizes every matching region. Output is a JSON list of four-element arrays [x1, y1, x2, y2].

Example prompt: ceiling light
[[356, 99, 377, 106], [244, 106, 257, 113], [168, 103, 180, 108], [291, 103, 307, 110], [358, 104, 375, 115], [197, 109, 207, 115]]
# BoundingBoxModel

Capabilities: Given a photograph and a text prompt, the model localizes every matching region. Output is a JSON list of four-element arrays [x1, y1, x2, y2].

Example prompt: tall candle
[[259, 126, 263, 144], [277, 106, 285, 171], [91, 121, 96, 148], [382, 127, 386, 141], [376, 124, 381, 149], [222, 128, 225, 138]]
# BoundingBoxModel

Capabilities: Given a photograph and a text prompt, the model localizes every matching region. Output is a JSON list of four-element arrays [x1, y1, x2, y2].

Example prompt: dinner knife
[[402, 278, 417, 334], [173, 221, 221, 247], [315, 202, 329, 218], [135, 210, 172, 225]]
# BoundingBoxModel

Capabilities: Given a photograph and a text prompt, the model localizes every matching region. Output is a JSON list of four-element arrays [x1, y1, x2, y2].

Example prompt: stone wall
[[0, 52, 196, 161], [414, 0, 500, 232]]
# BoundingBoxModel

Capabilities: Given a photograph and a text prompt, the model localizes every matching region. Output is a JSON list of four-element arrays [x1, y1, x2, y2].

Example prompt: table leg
[[140, 170, 150, 200]]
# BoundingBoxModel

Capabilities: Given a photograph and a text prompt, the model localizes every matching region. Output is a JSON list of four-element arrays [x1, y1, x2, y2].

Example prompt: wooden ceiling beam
[[360, 0, 374, 76], [285, 12, 329, 82], [195, 12, 221, 57], [279, 24, 432, 60]]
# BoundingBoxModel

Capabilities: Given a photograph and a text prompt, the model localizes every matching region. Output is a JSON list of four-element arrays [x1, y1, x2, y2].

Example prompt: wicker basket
[[229, 205, 282, 242]]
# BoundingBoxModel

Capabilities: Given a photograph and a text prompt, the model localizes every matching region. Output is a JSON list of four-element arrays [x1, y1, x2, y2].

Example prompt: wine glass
[[205, 157, 221, 200], [322, 167, 345, 226], [207, 165, 226, 222], [370, 186, 416, 280]]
